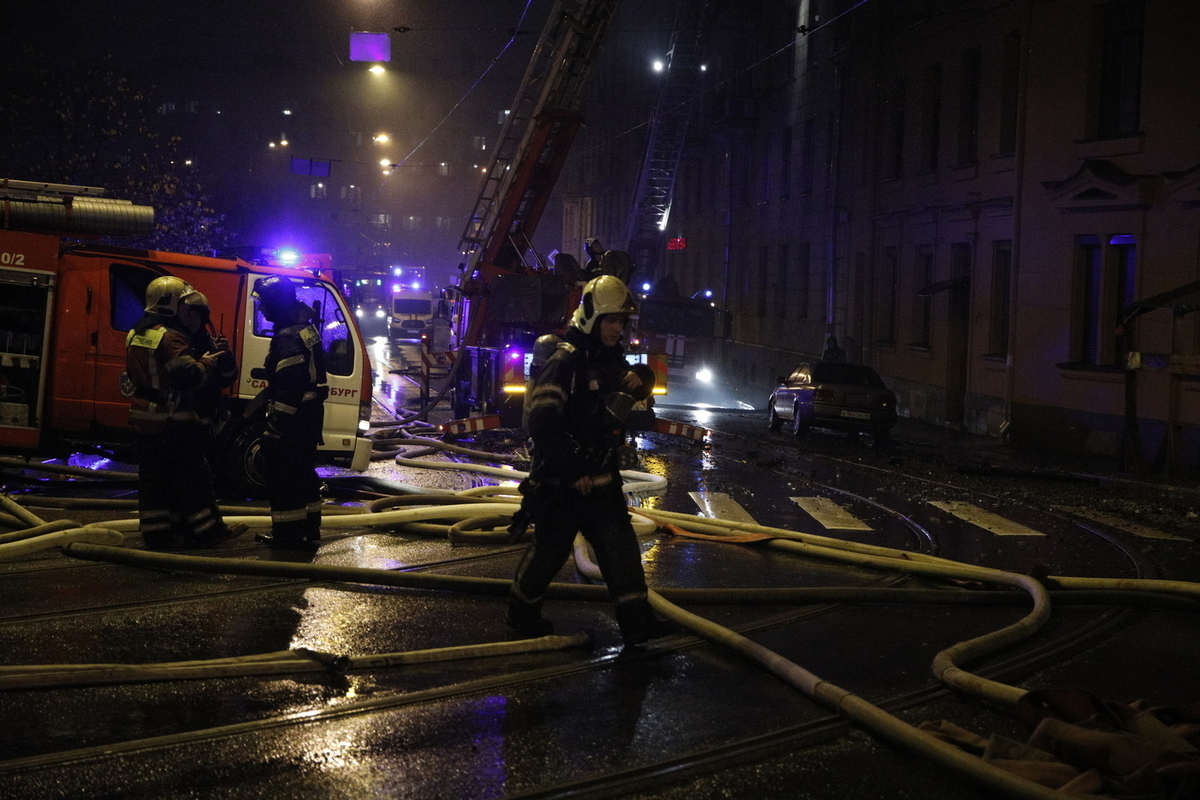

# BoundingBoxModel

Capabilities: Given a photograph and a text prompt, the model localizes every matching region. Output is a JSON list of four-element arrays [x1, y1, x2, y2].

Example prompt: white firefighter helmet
[[179, 291, 211, 332], [144, 276, 198, 317], [570, 275, 637, 335]]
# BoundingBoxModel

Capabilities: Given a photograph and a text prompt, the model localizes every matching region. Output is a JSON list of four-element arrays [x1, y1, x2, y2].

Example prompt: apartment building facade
[[564, 0, 1200, 470]]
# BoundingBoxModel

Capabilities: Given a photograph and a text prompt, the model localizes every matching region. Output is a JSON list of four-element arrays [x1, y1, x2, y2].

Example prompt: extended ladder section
[[458, 0, 622, 279], [623, 0, 710, 275]]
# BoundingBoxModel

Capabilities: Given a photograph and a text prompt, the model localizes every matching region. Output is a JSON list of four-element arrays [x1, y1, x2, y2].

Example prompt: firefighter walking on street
[[507, 275, 671, 648], [252, 276, 328, 550], [125, 276, 245, 549]]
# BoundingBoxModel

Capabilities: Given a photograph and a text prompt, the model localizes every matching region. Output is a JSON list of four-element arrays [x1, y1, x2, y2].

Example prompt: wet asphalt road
[[1, 345, 1198, 799]]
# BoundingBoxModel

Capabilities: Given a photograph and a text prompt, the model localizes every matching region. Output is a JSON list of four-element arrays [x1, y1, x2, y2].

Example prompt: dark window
[[921, 64, 942, 172], [1112, 234, 1137, 364], [1077, 236, 1104, 364], [757, 246, 769, 317], [912, 245, 933, 345], [999, 31, 1021, 155], [879, 246, 898, 342], [799, 118, 816, 195], [733, 142, 751, 207], [1097, 0, 1144, 138], [990, 241, 1012, 357], [884, 80, 906, 179], [109, 263, 159, 331], [780, 125, 793, 199], [776, 245, 789, 319], [957, 48, 981, 164], [759, 134, 774, 204], [806, 0, 820, 67], [796, 241, 811, 320]]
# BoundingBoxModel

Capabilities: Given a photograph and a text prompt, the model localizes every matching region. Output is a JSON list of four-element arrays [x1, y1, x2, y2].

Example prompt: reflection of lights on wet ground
[[638, 452, 670, 475], [66, 453, 119, 471]]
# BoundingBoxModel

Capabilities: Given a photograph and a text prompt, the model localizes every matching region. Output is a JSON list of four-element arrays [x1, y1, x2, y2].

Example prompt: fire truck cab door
[[240, 275, 366, 456]]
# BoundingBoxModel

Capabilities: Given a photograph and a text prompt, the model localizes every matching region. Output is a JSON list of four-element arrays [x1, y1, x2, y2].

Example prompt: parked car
[[768, 361, 897, 443]]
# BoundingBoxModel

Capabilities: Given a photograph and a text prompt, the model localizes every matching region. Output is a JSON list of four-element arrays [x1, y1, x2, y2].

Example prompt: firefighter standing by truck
[[182, 291, 237, 448], [506, 275, 671, 648], [252, 276, 328, 550], [125, 276, 245, 549]]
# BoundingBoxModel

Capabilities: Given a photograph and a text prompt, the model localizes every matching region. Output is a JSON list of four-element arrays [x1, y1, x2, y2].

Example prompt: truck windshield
[[254, 280, 354, 376], [393, 299, 432, 315]]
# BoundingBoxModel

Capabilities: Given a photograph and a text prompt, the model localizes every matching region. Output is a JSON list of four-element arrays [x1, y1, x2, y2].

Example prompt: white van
[[390, 289, 434, 341]]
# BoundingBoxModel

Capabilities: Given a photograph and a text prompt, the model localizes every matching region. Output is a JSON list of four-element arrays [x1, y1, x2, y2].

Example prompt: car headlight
[[695, 367, 713, 383]]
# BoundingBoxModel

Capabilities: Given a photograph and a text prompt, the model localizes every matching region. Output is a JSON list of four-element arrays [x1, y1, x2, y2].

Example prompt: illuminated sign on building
[[667, 237, 687, 251]]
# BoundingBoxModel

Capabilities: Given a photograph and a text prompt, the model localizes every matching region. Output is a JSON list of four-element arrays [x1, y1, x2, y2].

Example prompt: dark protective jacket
[[125, 314, 225, 434], [190, 330, 237, 425], [264, 320, 328, 438], [524, 325, 629, 487]]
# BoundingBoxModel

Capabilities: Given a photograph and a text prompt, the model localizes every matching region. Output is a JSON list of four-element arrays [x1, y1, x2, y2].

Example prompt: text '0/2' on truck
[[0, 179, 373, 497]]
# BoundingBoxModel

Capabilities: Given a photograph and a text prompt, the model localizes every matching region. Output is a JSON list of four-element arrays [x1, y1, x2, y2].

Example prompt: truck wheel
[[218, 415, 270, 499]]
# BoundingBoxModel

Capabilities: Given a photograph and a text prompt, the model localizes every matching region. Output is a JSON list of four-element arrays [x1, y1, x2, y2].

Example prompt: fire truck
[[0, 179, 373, 496], [448, 0, 675, 431]]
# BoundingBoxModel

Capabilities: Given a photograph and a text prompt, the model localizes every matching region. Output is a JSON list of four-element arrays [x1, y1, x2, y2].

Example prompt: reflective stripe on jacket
[[264, 323, 328, 430], [125, 322, 220, 433]]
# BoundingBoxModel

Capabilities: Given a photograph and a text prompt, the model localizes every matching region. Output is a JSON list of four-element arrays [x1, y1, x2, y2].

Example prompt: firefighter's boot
[[616, 597, 673, 649], [196, 522, 249, 547], [506, 592, 553, 638]]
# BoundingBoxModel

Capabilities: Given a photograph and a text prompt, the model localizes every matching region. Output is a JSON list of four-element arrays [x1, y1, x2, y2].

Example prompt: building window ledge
[[1056, 361, 1125, 382], [1073, 132, 1144, 160], [950, 162, 978, 181]]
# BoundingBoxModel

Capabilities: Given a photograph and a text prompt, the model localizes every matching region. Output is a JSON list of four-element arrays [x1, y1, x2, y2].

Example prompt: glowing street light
[[369, 64, 386, 75]]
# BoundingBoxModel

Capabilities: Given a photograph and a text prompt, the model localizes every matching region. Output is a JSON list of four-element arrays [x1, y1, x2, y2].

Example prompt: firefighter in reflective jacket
[[506, 275, 671, 648], [252, 276, 328, 549], [125, 276, 244, 549]]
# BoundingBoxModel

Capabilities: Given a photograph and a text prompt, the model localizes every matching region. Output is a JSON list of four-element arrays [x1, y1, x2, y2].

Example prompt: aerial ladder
[[448, 0, 623, 423], [623, 0, 710, 279], [456, 0, 622, 349]]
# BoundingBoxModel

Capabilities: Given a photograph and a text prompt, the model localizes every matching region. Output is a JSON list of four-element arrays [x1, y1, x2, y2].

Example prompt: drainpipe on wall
[[826, 65, 843, 335], [1001, 0, 1034, 442]]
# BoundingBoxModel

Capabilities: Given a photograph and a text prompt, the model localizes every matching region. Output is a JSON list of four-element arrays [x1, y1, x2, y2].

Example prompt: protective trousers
[[509, 482, 654, 639], [262, 401, 324, 543], [135, 422, 224, 547]]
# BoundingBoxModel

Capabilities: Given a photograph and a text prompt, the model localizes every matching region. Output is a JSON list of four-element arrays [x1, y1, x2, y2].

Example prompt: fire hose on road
[[2, 458, 1199, 798]]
